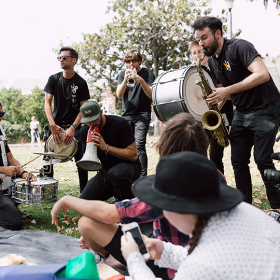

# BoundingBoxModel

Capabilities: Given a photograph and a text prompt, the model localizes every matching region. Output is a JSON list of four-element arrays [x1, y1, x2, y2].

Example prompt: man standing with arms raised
[[117, 50, 155, 177], [192, 17, 280, 210], [44, 47, 90, 192]]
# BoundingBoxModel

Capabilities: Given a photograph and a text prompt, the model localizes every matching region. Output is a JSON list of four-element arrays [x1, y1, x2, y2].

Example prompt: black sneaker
[[267, 210, 280, 223]]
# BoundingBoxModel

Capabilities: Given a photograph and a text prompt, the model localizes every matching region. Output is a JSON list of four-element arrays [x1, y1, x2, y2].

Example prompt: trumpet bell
[[126, 77, 137, 87]]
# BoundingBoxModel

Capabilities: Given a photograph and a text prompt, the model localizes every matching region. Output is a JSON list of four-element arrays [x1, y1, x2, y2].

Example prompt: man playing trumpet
[[117, 50, 155, 177]]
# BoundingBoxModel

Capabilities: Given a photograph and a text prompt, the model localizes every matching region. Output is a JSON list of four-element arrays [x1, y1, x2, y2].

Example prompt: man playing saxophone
[[193, 17, 280, 211], [190, 40, 233, 174]]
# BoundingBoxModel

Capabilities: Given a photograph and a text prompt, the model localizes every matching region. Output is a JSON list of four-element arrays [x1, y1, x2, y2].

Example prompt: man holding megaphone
[[78, 100, 141, 202]]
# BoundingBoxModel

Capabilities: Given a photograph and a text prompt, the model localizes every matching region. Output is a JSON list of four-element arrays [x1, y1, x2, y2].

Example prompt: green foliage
[[72, 0, 214, 94], [0, 87, 24, 124], [0, 120, 26, 144], [11, 86, 48, 136], [250, 0, 280, 9]]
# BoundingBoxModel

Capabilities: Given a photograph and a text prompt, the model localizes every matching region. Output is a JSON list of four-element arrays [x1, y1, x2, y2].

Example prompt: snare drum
[[12, 177, 58, 204], [152, 64, 215, 122], [46, 132, 78, 162]]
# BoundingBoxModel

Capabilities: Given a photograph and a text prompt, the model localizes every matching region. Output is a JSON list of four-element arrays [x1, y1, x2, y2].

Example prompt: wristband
[[71, 124, 77, 129], [21, 171, 28, 177]]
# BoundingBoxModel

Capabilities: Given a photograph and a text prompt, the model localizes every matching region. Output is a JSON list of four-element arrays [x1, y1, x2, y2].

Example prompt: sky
[[0, 0, 279, 81]]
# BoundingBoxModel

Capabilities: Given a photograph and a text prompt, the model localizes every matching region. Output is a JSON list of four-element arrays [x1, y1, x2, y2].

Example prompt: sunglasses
[[126, 59, 137, 64], [57, 55, 72, 61], [0, 111, 6, 117]]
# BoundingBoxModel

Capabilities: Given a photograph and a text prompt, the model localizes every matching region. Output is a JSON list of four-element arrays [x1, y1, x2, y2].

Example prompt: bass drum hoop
[[46, 132, 78, 163]]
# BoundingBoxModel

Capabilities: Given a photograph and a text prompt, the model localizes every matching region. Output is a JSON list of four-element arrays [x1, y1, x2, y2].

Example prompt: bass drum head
[[182, 65, 214, 122], [46, 132, 78, 163]]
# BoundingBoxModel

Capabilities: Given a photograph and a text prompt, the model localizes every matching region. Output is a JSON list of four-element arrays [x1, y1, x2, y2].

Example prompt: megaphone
[[76, 126, 103, 171]]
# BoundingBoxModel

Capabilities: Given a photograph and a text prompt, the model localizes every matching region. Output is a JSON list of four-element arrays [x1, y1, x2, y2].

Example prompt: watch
[[71, 124, 77, 129]]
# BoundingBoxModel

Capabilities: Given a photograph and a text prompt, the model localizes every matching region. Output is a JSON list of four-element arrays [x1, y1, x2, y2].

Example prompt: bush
[[1, 120, 29, 144]]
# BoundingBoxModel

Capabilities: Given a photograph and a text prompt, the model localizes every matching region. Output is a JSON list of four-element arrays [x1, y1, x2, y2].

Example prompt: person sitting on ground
[[79, 99, 141, 201], [51, 113, 226, 280], [121, 151, 280, 279], [0, 102, 36, 230]]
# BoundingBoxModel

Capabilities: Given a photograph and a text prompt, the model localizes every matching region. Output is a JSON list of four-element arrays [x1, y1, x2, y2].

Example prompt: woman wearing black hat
[[121, 152, 280, 279]]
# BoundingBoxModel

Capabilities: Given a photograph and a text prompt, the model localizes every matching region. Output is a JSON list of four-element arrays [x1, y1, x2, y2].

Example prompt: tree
[[72, 0, 215, 92], [250, 0, 280, 9], [11, 86, 48, 135], [0, 87, 23, 124]]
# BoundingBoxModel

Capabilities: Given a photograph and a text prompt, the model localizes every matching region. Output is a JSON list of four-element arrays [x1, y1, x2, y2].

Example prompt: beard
[[203, 37, 219, 57]]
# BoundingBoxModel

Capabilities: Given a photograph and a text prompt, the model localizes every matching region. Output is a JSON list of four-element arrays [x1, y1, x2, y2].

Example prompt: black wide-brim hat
[[132, 151, 243, 215]]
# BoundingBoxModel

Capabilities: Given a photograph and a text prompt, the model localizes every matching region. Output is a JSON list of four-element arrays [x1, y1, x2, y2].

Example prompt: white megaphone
[[76, 126, 103, 171]]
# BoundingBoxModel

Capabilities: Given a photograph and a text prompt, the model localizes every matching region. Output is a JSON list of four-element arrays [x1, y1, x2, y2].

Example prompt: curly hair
[[123, 49, 143, 64], [156, 113, 209, 159]]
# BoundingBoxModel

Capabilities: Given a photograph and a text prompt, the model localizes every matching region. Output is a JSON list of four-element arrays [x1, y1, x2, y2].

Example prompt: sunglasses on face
[[0, 111, 6, 117], [57, 55, 71, 61], [126, 59, 137, 64]]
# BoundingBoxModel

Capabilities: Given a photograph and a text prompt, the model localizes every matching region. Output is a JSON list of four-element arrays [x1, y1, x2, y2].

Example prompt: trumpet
[[126, 67, 137, 87]]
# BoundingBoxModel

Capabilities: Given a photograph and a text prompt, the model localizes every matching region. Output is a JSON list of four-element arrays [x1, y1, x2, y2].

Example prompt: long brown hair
[[188, 215, 212, 255], [156, 113, 209, 159]]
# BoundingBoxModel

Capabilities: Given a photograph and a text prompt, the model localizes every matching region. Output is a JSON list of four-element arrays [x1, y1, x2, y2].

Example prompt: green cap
[[80, 100, 101, 123]]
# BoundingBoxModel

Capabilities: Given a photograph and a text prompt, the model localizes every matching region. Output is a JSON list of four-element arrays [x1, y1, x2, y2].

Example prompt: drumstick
[[0, 155, 41, 180]]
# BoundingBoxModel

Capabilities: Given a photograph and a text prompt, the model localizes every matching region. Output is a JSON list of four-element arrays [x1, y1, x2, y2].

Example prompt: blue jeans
[[122, 114, 150, 176], [79, 161, 141, 201], [230, 100, 280, 208]]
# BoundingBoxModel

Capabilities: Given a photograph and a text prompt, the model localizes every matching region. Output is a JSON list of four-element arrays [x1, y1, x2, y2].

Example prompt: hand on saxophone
[[206, 87, 230, 105]]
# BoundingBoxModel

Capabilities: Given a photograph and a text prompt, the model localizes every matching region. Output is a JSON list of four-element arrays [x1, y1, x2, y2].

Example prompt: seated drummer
[[79, 100, 141, 201], [0, 102, 35, 230]]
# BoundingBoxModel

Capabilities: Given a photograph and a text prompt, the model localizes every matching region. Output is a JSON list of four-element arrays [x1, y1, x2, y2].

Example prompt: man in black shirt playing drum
[[193, 17, 280, 210], [79, 100, 141, 201], [44, 47, 90, 192], [116, 50, 156, 177]]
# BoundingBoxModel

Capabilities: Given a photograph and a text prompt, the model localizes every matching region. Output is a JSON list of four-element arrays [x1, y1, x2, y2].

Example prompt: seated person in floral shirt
[[51, 113, 226, 280]]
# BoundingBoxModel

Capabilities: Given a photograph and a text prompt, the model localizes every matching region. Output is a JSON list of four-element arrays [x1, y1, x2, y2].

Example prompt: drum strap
[[0, 126, 9, 192]]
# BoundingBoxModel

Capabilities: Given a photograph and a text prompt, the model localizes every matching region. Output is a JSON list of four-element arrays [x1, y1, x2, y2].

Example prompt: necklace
[[61, 73, 76, 99]]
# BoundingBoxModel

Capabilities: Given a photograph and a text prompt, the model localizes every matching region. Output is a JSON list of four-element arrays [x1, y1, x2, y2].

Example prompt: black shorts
[[104, 222, 169, 280]]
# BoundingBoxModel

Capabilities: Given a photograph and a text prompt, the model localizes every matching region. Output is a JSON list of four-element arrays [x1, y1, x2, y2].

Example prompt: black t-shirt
[[43, 72, 90, 125], [80, 115, 140, 170], [118, 67, 156, 116], [208, 39, 280, 113]]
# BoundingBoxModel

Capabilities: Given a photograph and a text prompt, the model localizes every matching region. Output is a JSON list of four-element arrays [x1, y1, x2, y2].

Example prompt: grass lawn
[[10, 135, 280, 238]]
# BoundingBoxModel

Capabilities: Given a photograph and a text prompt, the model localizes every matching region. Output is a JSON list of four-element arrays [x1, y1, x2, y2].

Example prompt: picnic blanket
[[0, 226, 87, 264]]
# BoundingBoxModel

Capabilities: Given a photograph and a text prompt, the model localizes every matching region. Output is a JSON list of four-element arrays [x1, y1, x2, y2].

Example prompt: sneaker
[[267, 210, 280, 223]]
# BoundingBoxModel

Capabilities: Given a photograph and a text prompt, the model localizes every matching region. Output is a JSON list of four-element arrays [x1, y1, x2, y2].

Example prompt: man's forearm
[[139, 82, 152, 99], [116, 81, 126, 98], [106, 143, 138, 162], [45, 103, 55, 126], [225, 71, 270, 96], [62, 196, 121, 224], [73, 112, 82, 126]]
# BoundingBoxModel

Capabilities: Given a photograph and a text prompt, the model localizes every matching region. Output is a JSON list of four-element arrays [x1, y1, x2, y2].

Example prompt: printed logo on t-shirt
[[223, 60, 231, 71]]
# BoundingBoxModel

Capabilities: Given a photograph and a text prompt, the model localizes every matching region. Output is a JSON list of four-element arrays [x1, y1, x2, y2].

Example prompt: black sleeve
[[147, 69, 156, 86], [43, 75, 57, 96], [117, 70, 125, 85], [117, 119, 135, 148], [234, 40, 260, 69], [5, 142, 10, 154], [79, 80, 90, 102]]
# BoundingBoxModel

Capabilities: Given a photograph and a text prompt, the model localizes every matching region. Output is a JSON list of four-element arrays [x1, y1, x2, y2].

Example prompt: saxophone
[[195, 52, 229, 148]]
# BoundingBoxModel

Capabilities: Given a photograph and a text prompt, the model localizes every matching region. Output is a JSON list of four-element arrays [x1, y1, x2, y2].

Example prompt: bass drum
[[152, 64, 215, 122]]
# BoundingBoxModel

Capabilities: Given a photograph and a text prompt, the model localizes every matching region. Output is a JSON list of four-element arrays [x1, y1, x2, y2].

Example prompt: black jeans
[[122, 114, 150, 176], [104, 224, 169, 280], [205, 129, 225, 174], [230, 101, 280, 208], [79, 161, 141, 201], [0, 191, 22, 230], [44, 125, 88, 193]]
